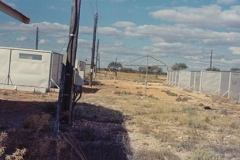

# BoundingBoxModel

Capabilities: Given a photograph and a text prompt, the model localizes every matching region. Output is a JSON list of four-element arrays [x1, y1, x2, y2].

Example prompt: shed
[[0, 47, 62, 93]]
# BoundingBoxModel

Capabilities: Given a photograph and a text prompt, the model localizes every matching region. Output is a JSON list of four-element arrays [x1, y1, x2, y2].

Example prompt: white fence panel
[[190, 72, 195, 88], [200, 71, 221, 94], [228, 72, 240, 101], [171, 72, 176, 85], [193, 72, 201, 92], [174, 71, 179, 86], [167, 71, 171, 84], [219, 72, 230, 97], [179, 71, 191, 89]]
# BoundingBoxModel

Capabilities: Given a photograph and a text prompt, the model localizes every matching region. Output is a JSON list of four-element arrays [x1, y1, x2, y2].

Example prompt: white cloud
[[39, 39, 47, 44], [114, 41, 124, 46], [149, 5, 240, 29], [16, 36, 28, 41], [217, 0, 236, 4], [1, 20, 239, 70], [184, 56, 201, 61], [229, 47, 240, 55], [0, 22, 123, 39], [124, 24, 240, 47], [57, 38, 67, 44], [98, 27, 123, 38], [48, 5, 57, 10], [2, 0, 16, 8], [113, 21, 136, 28]]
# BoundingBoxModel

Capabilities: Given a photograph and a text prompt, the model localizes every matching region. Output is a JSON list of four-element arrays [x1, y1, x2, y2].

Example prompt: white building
[[0, 47, 62, 93]]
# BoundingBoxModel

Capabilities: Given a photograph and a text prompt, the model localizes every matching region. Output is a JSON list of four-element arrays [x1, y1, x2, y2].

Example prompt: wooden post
[[89, 12, 98, 87], [61, 0, 81, 125]]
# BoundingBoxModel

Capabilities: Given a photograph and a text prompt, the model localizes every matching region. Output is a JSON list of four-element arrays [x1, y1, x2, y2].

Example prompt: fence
[[167, 71, 240, 103]]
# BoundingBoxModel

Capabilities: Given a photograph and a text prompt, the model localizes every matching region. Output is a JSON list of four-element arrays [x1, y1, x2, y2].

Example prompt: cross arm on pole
[[0, 1, 30, 24]]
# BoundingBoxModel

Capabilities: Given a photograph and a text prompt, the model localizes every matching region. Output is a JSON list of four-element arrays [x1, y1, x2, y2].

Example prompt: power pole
[[145, 55, 149, 97], [98, 51, 100, 72], [210, 50, 213, 70], [36, 27, 39, 50], [61, 0, 81, 125], [95, 39, 99, 73], [89, 12, 98, 86]]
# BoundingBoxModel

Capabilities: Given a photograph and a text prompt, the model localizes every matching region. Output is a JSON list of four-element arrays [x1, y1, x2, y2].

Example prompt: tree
[[205, 67, 220, 71], [148, 66, 163, 74], [138, 66, 146, 74], [107, 61, 122, 70], [171, 63, 188, 70], [138, 66, 163, 74], [120, 67, 136, 73], [231, 68, 240, 72]]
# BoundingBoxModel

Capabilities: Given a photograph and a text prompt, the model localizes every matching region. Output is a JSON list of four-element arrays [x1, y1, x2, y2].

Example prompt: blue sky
[[1, 0, 240, 70]]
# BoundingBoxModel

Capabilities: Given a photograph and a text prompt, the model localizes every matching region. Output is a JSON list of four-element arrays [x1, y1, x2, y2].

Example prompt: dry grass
[[83, 72, 240, 159], [1, 72, 240, 159]]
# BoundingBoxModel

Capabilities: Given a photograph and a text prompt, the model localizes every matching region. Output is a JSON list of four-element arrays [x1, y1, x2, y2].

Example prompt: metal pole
[[54, 64, 65, 138], [90, 12, 98, 87], [98, 51, 100, 72], [36, 27, 39, 50], [210, 50, 213, 70], [145, 55, 149, 97]]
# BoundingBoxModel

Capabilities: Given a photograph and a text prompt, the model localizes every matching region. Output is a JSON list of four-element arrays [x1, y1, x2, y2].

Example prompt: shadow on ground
[[82, 86, 100, 94], [0, 99, 132, 160], [73, 102, 132, 160]]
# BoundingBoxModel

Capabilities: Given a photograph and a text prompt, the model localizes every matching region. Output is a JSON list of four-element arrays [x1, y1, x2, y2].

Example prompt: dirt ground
[[1, 72, 240, 159]]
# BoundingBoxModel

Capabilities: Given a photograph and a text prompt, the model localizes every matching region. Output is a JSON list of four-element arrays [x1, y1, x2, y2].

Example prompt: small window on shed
[[19, 53, 42, 60]]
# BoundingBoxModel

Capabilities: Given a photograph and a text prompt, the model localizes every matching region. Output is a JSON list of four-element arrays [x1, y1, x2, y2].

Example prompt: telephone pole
[[89, 12, 98, 86], [61, 0, 81, 125], [210, 50, 213, 70], [36, 27, 39, 50]]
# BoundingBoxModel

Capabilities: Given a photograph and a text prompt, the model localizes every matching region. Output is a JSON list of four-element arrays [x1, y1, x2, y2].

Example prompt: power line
[[95, 0, 98, 12], [87, 0, 94, 17]]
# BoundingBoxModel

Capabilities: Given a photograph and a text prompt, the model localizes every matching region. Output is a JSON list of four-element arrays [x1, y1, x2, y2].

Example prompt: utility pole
[[95, 39, 99, 73], [36, 27, 39, 50], [61, 0, 81, 125], [98, 51, 100, 72], [89, 12, 98, 87], [210, 50, 213, 70], [145, 55, 149, 97]]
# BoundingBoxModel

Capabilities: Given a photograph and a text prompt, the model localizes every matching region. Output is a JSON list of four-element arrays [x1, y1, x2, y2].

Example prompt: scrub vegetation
[[0, 71, 240, 159]]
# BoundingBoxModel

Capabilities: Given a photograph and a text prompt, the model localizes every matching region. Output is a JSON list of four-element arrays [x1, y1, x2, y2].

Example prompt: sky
[[1, 0, 240, 71]]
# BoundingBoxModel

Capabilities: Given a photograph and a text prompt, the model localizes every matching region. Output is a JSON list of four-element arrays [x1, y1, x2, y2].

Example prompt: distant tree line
[[107, 61, 164, 74], [171, 63, 188, 71]]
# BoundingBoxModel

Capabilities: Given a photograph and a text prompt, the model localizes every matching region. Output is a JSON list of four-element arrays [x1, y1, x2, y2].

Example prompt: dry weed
[[5, 148, 27, 160], [0, 132, 7, 157], [24, 114, 51, 134]]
